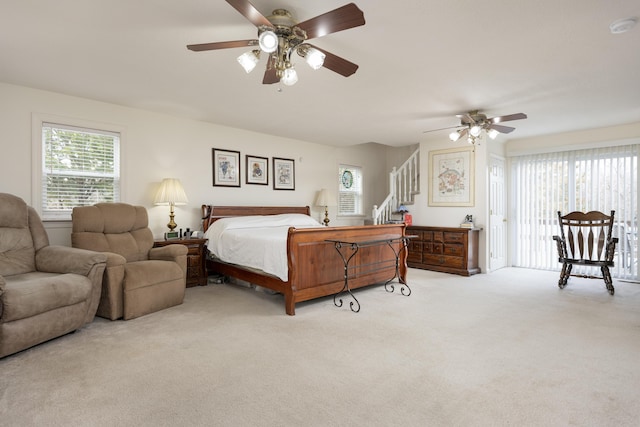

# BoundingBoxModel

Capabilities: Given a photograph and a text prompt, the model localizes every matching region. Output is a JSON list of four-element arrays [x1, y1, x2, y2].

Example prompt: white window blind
[[338, 165, 363, 216], [41, 122, 120, 220], [511, 144, 639, 280]]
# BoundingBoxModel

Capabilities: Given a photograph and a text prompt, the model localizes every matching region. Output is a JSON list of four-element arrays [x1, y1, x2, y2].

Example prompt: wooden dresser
[[406, 226, 480, 276], [154, 237, 208, 287]]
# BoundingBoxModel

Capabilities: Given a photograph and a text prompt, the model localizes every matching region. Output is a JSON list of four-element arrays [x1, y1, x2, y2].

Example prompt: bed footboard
[[286, 224, 408, 313]]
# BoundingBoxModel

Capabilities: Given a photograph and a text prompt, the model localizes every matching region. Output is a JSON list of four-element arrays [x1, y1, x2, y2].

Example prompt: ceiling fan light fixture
[[304, 47, 326, 70], [237, 50, 260, 73], [470, 125, 482, 137], [487, 128, 500, 139], [258, 30, 278, 53], [281, 67, 298, 86], [449, 130, 462, 142]]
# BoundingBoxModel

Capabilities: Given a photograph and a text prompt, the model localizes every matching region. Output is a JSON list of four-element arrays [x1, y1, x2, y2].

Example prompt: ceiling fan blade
[[422, 125, 463, 134], [457, 113, 475, 125], [308, 45, 358, 77], [488, 124, 516, 134], [296, 3, 365, 40], [187, 40, 257, 52], [489, 113, 527, 123], [226, 0, 273, 28], [262, 66, 279, 84]]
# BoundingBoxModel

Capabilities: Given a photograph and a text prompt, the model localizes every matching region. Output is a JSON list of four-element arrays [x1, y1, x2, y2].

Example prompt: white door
[[489, 155, 507, 271]]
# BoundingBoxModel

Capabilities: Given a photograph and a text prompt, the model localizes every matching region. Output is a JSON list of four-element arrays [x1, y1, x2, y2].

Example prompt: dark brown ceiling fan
[[187, 0, 365, 86], [423, 110, 527, 144]]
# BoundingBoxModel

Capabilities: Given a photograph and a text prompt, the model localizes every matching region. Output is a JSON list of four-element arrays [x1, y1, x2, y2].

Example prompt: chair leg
[[558, 263, 571, 289], [601, 265, 615, 295]]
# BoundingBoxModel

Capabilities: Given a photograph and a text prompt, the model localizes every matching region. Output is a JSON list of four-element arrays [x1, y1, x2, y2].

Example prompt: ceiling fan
[[424, 110, 528, 144], [187, 0, 365, 86]]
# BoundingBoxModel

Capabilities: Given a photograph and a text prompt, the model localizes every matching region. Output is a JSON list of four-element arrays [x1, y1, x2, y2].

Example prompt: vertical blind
[[511, 144, 639, 280], [42, 122, 120, 220]]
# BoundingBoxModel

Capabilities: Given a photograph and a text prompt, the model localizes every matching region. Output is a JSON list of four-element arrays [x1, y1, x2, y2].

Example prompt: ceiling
[[1, 0, 639, 148]]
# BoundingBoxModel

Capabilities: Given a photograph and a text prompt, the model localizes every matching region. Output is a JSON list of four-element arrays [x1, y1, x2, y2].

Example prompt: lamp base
[[167, 206, 177, 231], [323, 207, 330, 227]]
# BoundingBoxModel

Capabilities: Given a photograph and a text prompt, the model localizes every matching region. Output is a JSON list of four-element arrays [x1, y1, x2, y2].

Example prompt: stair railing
[[372, 148, 420, 225]]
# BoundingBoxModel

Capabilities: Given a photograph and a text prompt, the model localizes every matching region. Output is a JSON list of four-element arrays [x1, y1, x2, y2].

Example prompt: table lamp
[[314, 188, 336, 227], [396, 204, 409, 222], [154, 178, 188, 231]]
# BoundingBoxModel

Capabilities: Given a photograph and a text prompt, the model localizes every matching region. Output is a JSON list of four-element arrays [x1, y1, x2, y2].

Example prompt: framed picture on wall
[[212, 148, 241, 187], [273, 157, 295, 190], [428, 146, 475, 206], [246, 155, 268, 185]]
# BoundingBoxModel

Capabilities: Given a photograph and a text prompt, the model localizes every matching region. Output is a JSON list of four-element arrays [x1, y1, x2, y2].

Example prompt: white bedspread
[[203, 214, 322, 281]]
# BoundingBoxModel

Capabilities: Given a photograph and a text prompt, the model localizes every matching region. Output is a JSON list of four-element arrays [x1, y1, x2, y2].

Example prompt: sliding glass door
[[510, 144, 639, 280]]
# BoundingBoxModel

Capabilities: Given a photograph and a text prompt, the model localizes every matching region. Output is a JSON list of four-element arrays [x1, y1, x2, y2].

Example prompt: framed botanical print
[[246, 155, 268, 185], [212, 148, 241, 187], [273, 157, 295, 190], [428, 146, 475, 206]]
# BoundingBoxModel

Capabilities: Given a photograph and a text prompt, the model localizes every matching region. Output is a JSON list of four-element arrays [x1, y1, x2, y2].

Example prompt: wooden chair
[[553, 210, 617, 295]]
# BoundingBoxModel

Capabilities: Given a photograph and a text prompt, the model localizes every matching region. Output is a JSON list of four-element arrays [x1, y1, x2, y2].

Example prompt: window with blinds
[[510, 144, 639, 280], [41, 122, 120, 220], [338, 165, 363, 216]]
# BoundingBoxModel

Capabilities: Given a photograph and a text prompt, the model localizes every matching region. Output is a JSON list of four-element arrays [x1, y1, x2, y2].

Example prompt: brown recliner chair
[[71, 203, 187, 320], [0, 193, 107, 358]]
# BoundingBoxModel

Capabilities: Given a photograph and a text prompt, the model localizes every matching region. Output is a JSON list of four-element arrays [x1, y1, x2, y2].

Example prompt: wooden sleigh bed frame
[[201, 205, 408, 315]]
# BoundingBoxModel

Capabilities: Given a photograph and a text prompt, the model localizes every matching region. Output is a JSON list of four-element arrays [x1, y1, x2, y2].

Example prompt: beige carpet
[[1, 267, 639, 426]]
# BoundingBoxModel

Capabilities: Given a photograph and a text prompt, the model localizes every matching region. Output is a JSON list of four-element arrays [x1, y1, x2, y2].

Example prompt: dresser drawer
[[184, 243, 202, 255], [443, 232, 464, 243], [431, 243, 443, 254], [423, 254, 465, 269], [443, 244, 463, 256]]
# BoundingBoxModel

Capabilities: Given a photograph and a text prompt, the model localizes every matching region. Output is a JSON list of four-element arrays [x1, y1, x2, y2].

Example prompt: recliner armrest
[[149, 244, 188, 262], [36, 246, 107, 276]]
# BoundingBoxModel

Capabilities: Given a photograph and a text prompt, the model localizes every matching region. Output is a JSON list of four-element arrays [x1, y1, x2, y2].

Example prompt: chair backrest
[[0, 193, 50, 276], [557, 210, 615, 262], [71, 203, 154, 262]]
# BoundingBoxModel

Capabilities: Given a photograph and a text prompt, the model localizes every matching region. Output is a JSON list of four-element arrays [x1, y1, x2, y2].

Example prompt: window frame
[[32, 113, 124, 221], [337, 164, 364, 217]]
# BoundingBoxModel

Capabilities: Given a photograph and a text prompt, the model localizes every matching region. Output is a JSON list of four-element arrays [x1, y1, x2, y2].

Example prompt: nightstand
[[154, 237, 208, 287]]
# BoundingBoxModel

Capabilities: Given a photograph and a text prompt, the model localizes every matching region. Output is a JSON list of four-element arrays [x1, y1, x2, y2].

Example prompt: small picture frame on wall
[[212, 148, 241, 187], [246, 155, 268, 185], [273, 157, 295, 190]]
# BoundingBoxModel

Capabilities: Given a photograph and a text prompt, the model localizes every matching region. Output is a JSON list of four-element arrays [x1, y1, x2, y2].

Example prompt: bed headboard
[[201, 205, 311, 231]]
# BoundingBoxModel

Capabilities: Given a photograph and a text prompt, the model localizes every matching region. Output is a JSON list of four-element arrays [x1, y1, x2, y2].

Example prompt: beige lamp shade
[[154, 178, 188, 206], [314, 188, 336, 207]]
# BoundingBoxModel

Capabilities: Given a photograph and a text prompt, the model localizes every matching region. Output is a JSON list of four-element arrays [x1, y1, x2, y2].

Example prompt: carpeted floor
[[1, 267, 639, 426]]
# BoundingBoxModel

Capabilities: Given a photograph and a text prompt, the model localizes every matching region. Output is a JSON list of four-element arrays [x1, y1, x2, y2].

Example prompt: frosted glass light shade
[[305, 47, 325, 70], [281, 67, 298, 86], [237, 51, 259, 73], [258, 30, 278, 53], [487, 128, 500, 139]]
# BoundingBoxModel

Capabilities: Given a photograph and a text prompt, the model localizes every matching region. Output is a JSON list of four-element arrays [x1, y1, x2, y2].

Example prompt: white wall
[[0, 82, 398, 246]]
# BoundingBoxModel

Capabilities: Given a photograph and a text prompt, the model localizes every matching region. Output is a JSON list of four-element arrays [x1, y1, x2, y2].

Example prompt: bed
[[201, 205, 409, 315]]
